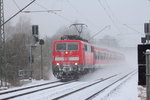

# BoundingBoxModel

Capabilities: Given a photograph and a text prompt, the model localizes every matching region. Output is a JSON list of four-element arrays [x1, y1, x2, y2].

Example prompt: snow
[[0, 47, 140, 100], [97, 47, 139, 100], [60, 71, 136, 100], [4, 71, 136, 100], [0, 82, 63, 99], [138, 86, 146, 100], [0, 80, 57, 94], [94, 72, 139, 100]]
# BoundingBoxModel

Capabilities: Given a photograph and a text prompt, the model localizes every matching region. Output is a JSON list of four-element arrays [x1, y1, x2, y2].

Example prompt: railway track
[[0, 69, 137, 100], [0, 81, 60, 95], [54, 69, 137, 100], [86, 69, 137, 100], [0, 74, 119, 100], [52, 74, 119, 100], [0, 80, 76, 100]]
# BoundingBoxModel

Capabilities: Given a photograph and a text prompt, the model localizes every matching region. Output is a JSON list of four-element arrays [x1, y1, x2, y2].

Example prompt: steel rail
[[52, 74, 119, 100], [0, 80, 76, 100], [52, 70, 137, 100], [85, 69, 137, 100], [0, 81, 60, 95]]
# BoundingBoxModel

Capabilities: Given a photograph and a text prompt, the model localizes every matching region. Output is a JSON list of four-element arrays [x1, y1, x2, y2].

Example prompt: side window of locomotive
[[98, 52, 100, 59], [87, 45, 91, 52], [56, 43, 66, 51], [94, 51, 97, 59], [91, 46, 94, 52], [99, 52, 104, 60], [102, 53, 105, 59], [68, 43, 78, 51], [84, 44, 87, 51]]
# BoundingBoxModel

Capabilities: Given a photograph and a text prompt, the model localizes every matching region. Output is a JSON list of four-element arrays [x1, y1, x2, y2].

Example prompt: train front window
[[56, 42, 78, 51], [56, 43, 66, 51], [68, 43, 78, 51]]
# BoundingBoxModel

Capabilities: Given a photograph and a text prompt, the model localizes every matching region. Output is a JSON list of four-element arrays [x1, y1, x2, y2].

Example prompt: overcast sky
[[4, 0, 150, 47]]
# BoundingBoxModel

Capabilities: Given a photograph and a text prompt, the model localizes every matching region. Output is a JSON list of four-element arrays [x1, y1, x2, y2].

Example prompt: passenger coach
[[52, 35, 124, 80]]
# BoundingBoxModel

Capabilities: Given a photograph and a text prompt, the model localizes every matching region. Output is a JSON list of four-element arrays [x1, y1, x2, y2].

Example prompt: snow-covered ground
[[0, 47, 140, 100], [103, 47, 139, 100], [104, 72, 138, 100]]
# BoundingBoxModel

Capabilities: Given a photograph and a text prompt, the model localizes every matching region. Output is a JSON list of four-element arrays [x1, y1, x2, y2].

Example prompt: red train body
[[52, 39, 124, 80]]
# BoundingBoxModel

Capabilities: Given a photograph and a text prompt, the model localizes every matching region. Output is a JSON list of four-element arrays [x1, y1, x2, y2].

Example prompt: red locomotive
[[52, 35, 124, 80]]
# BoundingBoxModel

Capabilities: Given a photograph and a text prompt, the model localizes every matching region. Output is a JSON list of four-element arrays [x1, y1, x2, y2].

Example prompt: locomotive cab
[[52, 40, 83, 79]]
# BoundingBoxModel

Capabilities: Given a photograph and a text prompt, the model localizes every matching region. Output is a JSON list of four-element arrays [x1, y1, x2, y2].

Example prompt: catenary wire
[[1, 0, 36, 27], [123, 24, 143, 35], [104, 0, 121, 25], [28, 0, 73, 23], [66, 0, 101, 29], [97, 0, 122, 34], [100, 0, 142, 36], [12, 0, 21, 10]]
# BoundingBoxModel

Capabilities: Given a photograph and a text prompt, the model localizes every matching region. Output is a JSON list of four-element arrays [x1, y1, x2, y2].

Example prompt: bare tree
[[5, 33, 29, 85], [4, 16, 32, 86]]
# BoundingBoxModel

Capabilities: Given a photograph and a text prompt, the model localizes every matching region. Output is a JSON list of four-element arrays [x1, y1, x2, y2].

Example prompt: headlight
[[75, 63, 78, 65], [56, 63, 60, 65], [65, 51, 68, 54], [69, 57, 79, 61], [55, 57, 64, 61]]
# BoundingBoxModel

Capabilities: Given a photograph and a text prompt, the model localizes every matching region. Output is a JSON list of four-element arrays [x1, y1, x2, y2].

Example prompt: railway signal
[[144, 23, 150, 33], [28, 25, 40, 80], [141, 37, 146, 44], [32, 25, 39, 44], [145, 50, 150, 100], [138, 44, 150, 85], [138, 22, 150, 86]]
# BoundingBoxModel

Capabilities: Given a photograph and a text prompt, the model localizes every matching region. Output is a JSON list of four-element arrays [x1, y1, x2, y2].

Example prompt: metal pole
[[147, 35, 150, 44], [40, 45, 43, 79], [29, 45, 32, 80], [146, 49, 150, 100], [0, 0, 5, 87]]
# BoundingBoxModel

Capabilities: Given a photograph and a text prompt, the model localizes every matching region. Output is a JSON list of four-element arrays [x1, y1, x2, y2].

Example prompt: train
[[52, 35, 124, 80]]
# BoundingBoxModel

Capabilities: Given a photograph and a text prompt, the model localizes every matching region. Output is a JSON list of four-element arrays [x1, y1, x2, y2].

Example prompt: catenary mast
[[0, 0, 5, 87]]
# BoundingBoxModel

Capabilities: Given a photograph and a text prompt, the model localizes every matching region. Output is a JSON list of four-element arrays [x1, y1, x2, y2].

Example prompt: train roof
[[54, 39, 123, 55], [54, 39, 92, 45], [54, 39, 84, 43]]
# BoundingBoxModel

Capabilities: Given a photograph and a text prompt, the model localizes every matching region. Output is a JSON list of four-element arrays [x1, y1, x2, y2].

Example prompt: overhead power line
[[1, 0, 36, 27], [104, 0, 121, 25], [30, 0, 48, 10], [89, 25, 111, 40], [66, 0, 100, 29], [12, 0, 21, 10], [22, 10, 62, 13], [26, 0, 73, 23], [98, 0, 113, 23], [123, 24, 143, 35], [97, 0, 121, 34]]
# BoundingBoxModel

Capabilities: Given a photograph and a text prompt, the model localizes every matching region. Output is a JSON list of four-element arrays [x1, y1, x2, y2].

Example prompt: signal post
[[146, 50, 150, 100], [138, 22, 150, 100]]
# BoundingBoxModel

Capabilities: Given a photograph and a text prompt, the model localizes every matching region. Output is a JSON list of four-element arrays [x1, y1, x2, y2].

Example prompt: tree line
[[0, 17, 91, 86], [0, 16, 119, 86]]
